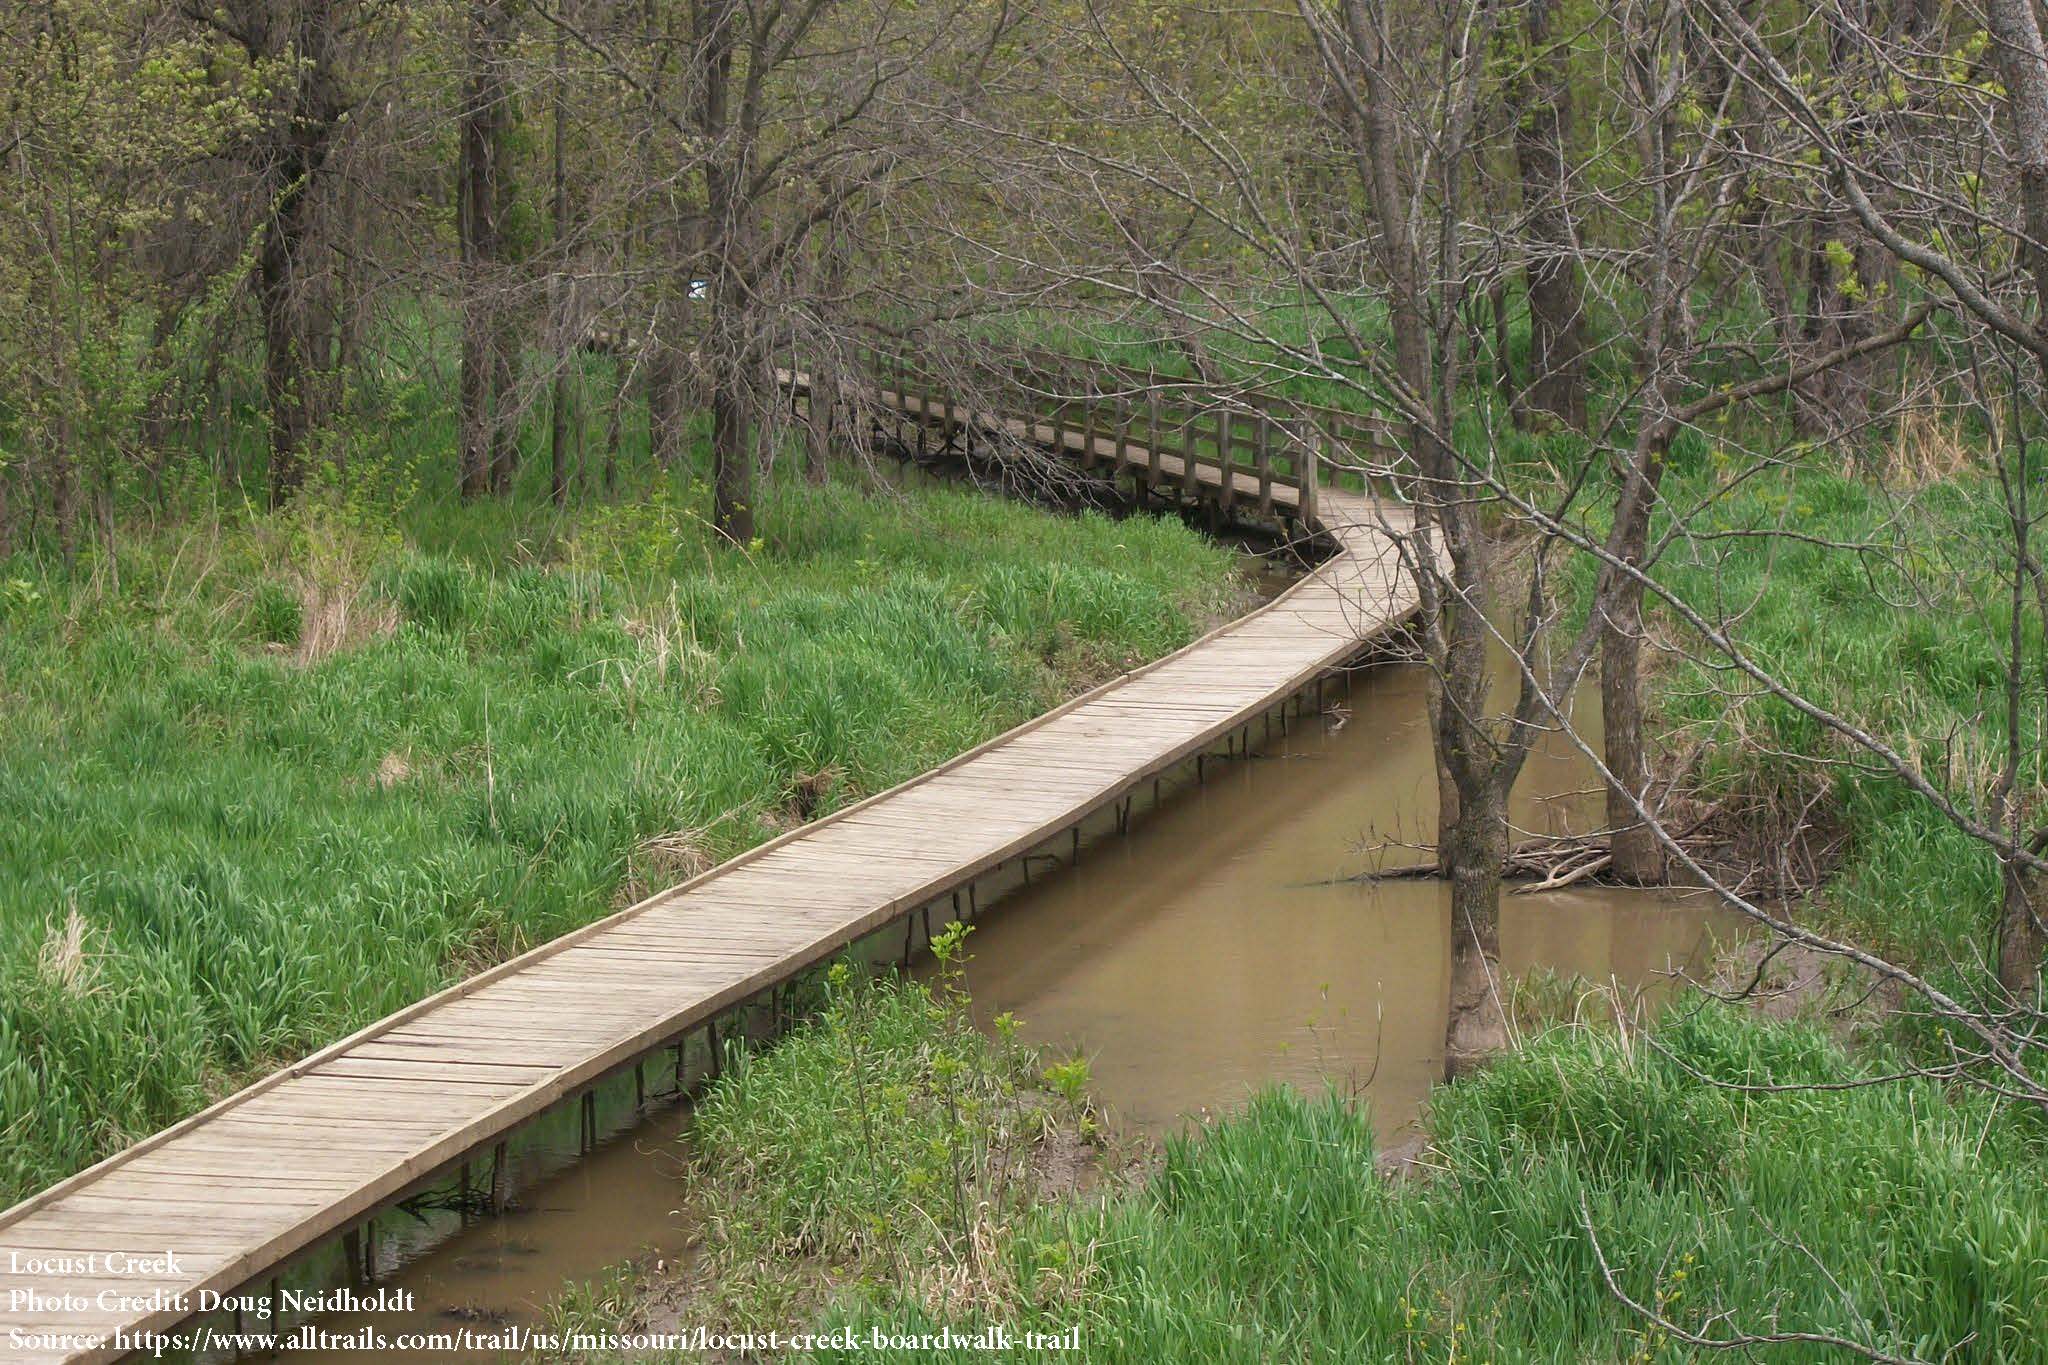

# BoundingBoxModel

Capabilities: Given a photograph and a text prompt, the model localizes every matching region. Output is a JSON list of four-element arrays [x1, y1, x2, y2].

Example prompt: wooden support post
[[968, 881, 979, 919], [922, 902, 933, 945], [673, 1040, 686, 1086], [364, 1219, 377, 1281], [1256, 414, 1273, 517], [269, 1277, 280, 1332], [1182, 410, 1200, 498], [635, 1059, 645, 1108], [1147, 388, 1163, 488], [707, 1018, 721, 1080], [458, 1160, 471, 1218], [1217, 409, 1237, 514], [1071, 826, 1080, 860], [1299, 422, 1321, 525], [1115, 393, 1130, 473], [342, 1229, 363, 1287], [903, 913, 915, 965], [490, 1141, 509, 1212], [580, 1091, 596, 1153], [1081, 392, 1097, 469]]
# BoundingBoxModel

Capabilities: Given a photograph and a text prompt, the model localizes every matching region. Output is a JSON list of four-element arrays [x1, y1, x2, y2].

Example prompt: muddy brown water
[[286, 599, 1738, 1361], [955, 659, 1738, 1137]]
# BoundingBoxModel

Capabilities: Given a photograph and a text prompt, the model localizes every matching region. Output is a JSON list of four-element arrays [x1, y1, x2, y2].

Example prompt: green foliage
[[0, 468, 1240, 1202], [813, 1006, 2048, 1362], [246, 579, 302, 647], [677, 954, 1056, 1329], [1644, 467, 2036, 974]]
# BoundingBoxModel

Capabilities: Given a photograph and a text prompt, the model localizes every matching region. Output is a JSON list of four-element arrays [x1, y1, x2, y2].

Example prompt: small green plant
[[1041, 1055, 1093, 1140], [247, 579, 302, 647]]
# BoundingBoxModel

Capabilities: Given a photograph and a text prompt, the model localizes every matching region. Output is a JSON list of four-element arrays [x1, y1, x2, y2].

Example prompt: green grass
[[1625, 463, 2041, 978], [0, 459, 1242, 1203], [544, 943, 1086, 1356], [561, 976, 2048, 1362]]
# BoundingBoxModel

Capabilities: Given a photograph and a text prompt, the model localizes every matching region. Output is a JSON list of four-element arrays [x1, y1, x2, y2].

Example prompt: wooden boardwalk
[[0, 382, 1416, 1364]]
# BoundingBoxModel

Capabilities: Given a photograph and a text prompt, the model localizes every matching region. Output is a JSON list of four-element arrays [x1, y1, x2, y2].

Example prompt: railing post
[[1114, 391, 1131, 475], [1216, 408, 1236, 514], [1255, 413, 1273, 518], [1300, 421, 1321, 525], [1081, 381, 1098, 469], [1147, 381, 1164, 489]]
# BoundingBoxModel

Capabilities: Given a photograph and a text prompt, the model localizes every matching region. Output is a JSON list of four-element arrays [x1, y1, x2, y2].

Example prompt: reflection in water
[[293, 603, 1736, 1360], [293, 1097, 695, 1362], [956, 660, 1734, 1138]]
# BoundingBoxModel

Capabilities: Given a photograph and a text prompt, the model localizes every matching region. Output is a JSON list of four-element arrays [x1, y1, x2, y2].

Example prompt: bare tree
[[1700, 0, 2048, 1002], [1506, 0, 1588, 429], [459, 0, 518, 499]]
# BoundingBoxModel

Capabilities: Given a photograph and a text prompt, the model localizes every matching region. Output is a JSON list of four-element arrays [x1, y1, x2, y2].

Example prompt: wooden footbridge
[[0, 361, 1417, 1364]]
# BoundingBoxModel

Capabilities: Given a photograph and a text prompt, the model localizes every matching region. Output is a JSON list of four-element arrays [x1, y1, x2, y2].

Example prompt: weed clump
[[684, 930, 1090, 1329]]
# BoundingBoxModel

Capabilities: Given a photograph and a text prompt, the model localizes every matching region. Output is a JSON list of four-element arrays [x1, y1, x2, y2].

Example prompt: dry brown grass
[[1866, 404, 1976, 489], [36, 905, 99, 998], [295, 578, 399, 666], [612, 827, 716, 908], [374, 750, 415, 789]]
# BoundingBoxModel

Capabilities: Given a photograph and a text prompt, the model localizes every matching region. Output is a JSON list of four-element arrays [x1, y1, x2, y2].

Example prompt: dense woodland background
[[7, 3, 2048, 1348]]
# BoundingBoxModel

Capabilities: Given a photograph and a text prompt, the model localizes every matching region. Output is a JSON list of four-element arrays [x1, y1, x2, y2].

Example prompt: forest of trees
[[4, 0, 2045, 1129]]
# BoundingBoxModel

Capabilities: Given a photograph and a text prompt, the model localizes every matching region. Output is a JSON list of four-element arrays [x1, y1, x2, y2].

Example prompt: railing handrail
[[795, 341, 1400, 509]]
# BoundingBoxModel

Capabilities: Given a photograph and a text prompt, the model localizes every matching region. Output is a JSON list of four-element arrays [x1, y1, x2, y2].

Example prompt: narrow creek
[[290, 571, 1737, 1361]]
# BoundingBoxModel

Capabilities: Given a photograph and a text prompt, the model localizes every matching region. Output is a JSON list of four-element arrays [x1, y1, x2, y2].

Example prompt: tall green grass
[[1622, 465, 2041, 978], [801, 997, 2048, 1362], [0, 463, 1242, 1202]]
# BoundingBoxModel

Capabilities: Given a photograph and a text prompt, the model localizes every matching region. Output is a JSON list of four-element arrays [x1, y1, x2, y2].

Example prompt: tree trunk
[[1340, 0, 1466, 874], [459, 0, 513, 500], [1601, 577, 1664, 883], [1981, 0, 2048, 1002], [2001, 848, 2047, 1004], [1444, 775, 1509, 1076], [804, 368, 838, 482], [489, 323, 517, 494], [1510, 0, 1588, 429], [258, 187, 316, 507], [1488, 275, 1514, 404], [51, 397, 79, 570], [647, 319, 688, 469], [1601, 419, 1670, 884], [249, 1, 343, 509], [711, 374, 755, 543], [695, 0, 752, 541], [549, 12, 572, 508]]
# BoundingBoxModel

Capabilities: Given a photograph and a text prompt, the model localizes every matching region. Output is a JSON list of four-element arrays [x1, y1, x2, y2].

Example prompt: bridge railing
[[788, 343, 1405, 523], [1006, 345, 1406, 497]]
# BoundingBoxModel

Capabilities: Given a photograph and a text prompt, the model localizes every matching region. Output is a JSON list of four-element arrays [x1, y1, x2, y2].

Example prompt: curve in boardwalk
[[0, 425, 1413, 1364]]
